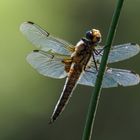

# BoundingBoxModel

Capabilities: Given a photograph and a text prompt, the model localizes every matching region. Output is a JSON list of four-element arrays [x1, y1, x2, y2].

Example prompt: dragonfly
[[20, 21, 140, 123]]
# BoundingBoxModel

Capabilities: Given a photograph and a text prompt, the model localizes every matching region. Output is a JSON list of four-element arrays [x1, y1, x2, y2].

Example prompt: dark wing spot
[[130, 70, 138, 75], [130, 42, 136, 45], [27, 21, 34, 24], [33, 50, 39, 52]]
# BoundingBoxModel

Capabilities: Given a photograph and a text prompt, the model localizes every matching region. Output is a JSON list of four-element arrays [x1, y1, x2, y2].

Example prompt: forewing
[[20, 21, 74, 55], [95, 43, 140, 63], [26, 50, 68, 79]]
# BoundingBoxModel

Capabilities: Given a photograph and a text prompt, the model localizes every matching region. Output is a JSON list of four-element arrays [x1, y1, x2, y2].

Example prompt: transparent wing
[[95, 43, 140, 63], [78, 67, 140, 88], [106, 68, 140, 86], [26, 50, 70, 79], [78, 67, 118, 88], [20, 21, 74, 55]]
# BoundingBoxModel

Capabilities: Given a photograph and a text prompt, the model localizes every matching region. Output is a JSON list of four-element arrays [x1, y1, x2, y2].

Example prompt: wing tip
[[123, 70, 140, 86], [130, 42, 140, 50], [131, 70, 140, 82], [130, 70, 140, 77], [20, 21, 35, 32]]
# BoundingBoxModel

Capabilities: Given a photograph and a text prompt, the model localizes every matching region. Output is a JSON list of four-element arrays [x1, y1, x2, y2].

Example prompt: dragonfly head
[[86, 29, 101, 44]]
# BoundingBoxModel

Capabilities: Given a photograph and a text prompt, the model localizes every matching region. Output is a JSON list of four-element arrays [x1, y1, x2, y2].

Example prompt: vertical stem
[[82, 0, 124, 140]]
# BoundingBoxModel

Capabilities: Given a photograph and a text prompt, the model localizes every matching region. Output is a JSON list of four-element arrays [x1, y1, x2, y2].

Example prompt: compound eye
[[86, 31, 93, 40]]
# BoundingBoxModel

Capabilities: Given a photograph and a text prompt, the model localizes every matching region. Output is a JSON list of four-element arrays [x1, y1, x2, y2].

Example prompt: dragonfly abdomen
[[49, 63, 82, 123]]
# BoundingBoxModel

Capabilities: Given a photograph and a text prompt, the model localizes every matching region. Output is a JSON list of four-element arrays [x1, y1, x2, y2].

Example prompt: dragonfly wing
[[78, 66, 140, 88], [106, 68, 140, 86], [26, 50, 69, 79], [78, 67, 118, 88], [20, 21, 74, 55], [95, 43, 140, 63], [78, 69, 97, 87]]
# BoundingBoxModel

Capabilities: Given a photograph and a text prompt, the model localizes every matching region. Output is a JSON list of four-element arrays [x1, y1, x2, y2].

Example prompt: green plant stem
[[82, 0, 124, 140]]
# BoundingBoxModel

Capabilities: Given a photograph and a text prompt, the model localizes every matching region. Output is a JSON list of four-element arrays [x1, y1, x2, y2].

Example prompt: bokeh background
[[0, 0, 140, 140]]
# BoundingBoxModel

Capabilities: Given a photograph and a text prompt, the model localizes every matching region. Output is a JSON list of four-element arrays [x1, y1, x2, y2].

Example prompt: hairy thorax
[[71, 41, 92, 66], [63, 40, 93, 73]]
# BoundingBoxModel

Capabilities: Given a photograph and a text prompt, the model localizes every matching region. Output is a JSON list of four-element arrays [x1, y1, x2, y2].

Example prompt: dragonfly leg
[[92, 53, 98, 70], [94, 45, 110, 55], [94, 49, 103, 56]]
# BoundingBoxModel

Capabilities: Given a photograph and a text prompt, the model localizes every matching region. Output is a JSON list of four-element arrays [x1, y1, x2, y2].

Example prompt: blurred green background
[[0, 0, 140, 140]]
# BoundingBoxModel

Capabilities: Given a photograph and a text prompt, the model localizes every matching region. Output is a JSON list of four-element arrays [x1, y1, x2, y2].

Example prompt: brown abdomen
[[49, 63, 82, 123]]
